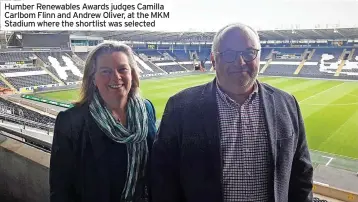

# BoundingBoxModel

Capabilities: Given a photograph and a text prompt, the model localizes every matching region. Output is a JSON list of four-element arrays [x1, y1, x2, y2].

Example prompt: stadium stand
[[0, 52, 60, 91], [153, 62, 188, 73], [0, 96, 55, 130], [6, 75, 58, 90], [0, 67, 42, 73], [34, 51, 83, 83], [0, 52, 34, 62], [135, 53, 166, 75], [1, 29, 358, 202], [0, 30, 357, 93], [74, 52, 89, 61], [296, 47, 358, 78], [262, 48, 305, 76], [136, 49, 189, 74], [172, 50, 190, 61]]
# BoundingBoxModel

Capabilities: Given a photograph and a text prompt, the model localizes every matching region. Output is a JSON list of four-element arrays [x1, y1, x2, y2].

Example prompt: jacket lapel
[[198, 78, 223, 201], [84, 107, 110, 201], [258, 81, 278, 201]]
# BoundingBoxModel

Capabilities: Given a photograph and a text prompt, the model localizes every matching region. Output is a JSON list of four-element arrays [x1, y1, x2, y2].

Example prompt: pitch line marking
[[317, 113, 353, 151], [299, 92, 358, 106], [311, 149, 358, 160], [322, 156, 334, 166], [298, 82, 346, 104]]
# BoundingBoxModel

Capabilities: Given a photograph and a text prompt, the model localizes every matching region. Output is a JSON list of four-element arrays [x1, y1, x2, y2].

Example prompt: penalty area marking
[[322, 156, 334, 166]]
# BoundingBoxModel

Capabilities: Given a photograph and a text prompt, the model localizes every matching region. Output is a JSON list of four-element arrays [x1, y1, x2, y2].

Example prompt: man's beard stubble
[[227, 65, 257, 87]]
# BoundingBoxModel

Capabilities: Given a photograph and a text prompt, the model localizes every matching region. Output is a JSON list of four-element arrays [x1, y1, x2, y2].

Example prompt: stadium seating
[[136, 50, 190, 74], [0, 97, 55, 130], [272, 48, 304, 61], [256, 47, 358, 79], [0, 55, 62, 90], [74, 52, 89, 61], [260, 48, 273, 60], [264, 64, 298, 76], [0, 52, 34, 62], [172, 50, 189, 61], [6, 75, 58, 89], [34, 51, 83, 83], [0, 67, 42, 73], [161, 51, 180, 60], [339, 50, 358, 75], [182, 63, 195, 70], [142, 61, 165, 74], [153, 63, 187, 73], [0, 44, 356, 91], [197, 49, 211, 61], [136, 61, 157, 75], [124, 46, 358, 78], [137, 50, 164, 61], [261, 48, 304, 75], [310, 48, 343, 62]]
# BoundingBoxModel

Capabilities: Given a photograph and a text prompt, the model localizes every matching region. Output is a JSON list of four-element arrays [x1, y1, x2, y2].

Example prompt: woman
[[49, 42, 156, 202]]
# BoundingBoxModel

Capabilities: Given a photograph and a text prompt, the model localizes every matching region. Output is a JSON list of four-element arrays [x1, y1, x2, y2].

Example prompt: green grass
[[35, 74, 358, 159]]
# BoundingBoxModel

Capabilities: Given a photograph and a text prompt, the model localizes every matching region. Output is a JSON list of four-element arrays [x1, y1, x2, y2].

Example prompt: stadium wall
[[0, 134, 50, 202], [314, 182, 358, 202], [32, 83, 81, 94]]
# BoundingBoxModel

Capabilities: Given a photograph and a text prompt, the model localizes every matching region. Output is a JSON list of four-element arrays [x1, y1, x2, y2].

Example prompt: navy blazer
[[49, 99, 156, 202], [151, 78, 313, 202]]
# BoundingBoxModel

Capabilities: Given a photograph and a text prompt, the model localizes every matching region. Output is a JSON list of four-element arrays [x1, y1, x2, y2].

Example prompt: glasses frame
[[216, 48, 260, 63]]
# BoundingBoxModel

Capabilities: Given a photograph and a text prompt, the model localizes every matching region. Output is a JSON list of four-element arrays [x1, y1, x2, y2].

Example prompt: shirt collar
[[216, 80, 259, 107]]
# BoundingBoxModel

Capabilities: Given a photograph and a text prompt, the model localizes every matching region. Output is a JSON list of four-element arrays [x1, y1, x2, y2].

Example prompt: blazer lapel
[[258, 81, 278, 201], [85, 108, 110, 201], [198, 78, 223, 200]]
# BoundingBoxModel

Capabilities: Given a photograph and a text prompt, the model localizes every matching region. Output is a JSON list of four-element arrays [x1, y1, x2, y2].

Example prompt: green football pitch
[[34, 74, 358, 164]]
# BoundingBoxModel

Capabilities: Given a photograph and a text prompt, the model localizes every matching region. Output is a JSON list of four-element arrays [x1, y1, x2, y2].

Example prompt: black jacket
[[151, 79, 313, 202], [49, 100, 156, 202]]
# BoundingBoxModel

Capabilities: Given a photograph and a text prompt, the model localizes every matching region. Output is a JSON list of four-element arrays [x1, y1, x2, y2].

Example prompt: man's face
[[212, 28, 260, 94]]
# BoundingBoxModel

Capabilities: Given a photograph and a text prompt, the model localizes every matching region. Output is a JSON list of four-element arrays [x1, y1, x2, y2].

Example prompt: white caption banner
[[0, 0, 173, 31]]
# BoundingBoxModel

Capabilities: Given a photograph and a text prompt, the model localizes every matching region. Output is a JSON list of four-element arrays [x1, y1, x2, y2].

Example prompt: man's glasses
[[217, 48, 260, 63]]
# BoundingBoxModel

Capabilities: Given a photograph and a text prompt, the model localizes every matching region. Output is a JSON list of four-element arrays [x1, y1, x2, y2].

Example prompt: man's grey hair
[[211, 23, 261, 60]]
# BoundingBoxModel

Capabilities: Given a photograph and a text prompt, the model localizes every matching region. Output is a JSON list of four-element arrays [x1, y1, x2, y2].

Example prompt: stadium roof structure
[[17, 27, 358, 42]]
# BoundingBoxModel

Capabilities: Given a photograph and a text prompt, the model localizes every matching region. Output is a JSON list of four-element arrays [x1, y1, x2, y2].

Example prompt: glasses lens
[[222, 50, 237, 62], [242, 50, 257, 61], [221, 49, 258, 62]]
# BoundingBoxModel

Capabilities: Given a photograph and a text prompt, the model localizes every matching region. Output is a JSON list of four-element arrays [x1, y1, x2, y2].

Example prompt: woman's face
[[94, 51, 132, 106]]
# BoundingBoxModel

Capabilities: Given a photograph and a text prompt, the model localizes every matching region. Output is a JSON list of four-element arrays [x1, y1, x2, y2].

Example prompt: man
[[151, 23, 313, 202]]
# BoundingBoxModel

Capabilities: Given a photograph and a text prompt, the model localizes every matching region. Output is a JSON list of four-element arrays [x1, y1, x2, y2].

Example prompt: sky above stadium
[[161, 0, 358, 32]]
